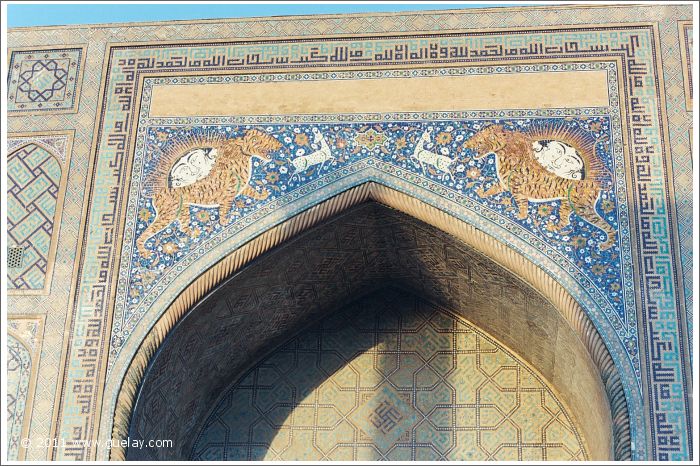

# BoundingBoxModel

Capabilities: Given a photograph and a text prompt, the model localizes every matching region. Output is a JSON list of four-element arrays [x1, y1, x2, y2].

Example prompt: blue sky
[[6, 2, 525, 28]]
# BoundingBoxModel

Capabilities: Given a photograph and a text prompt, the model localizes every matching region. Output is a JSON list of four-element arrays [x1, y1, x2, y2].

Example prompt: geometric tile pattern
[[679, 21, 693, 109], [7, 47, 84, 113], [6, 317, 44, 462], [192, 288, 588, 461], [6, 333, 33, 461], [672, 19, 694, 360], [6, 130, 77, 461], [7, 144, 62, 291]]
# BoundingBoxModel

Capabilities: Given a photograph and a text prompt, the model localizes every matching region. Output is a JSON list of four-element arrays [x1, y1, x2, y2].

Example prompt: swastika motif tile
[[192, 289, 587, 461], [7, 47, 85, 114]]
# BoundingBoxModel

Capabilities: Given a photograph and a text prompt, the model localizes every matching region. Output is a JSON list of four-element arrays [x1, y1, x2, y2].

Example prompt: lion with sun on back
[[463, 122, 616, 251], [137, 129, 282, 258]]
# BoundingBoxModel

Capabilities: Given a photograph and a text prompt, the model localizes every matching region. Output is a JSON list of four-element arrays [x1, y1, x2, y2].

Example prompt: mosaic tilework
[[7, 335, 32, 461], [113, 64, 632, 362], [6, 130, 85, 461], [6, 318, 43, 461], [679, 21, 693, 109], [7, 144, 62, 291], [7, 133, 71, 160], [7, 47, 85, 114], [7, 128, 86, 462], [118, 113, 644, 460], [123, 114, 631, 342], [6, 4, 692, 462], [669, 19, 694, 363], [192, 289, 587, 461]]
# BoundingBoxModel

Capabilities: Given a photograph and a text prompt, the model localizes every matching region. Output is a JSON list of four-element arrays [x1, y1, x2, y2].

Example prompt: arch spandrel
[[103, 182, 642, 460]]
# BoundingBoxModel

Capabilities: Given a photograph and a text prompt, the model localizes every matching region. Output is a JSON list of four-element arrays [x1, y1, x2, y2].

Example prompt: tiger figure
[[463, 123, 616, 251], [137, 129, 282, 258]]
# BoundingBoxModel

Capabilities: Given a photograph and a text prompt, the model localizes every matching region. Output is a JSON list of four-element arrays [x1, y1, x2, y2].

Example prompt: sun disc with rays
[[525, 121, 612, 186], [143, 131, 226, 195]]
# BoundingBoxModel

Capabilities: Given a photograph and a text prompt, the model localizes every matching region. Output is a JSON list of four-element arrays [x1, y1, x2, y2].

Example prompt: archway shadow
[[191, 284, 416, 460], [190, 285, 590, 461]]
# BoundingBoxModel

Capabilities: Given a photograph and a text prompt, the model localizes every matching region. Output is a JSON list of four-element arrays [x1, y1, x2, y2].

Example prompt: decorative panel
[[7, 133, 73, 294], [6, 317, 44, 461], [679, 20, 693, 110], [7, 47, 85, 114], [86, 26, 686, 461]]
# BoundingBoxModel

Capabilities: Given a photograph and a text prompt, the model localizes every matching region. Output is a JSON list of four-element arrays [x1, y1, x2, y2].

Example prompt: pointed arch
[[105, 181, 642, 460], [11, 141, 62, 163]]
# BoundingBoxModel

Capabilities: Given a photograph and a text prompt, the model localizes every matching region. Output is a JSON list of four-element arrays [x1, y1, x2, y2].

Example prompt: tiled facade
[[4, 4, 694, 462], [6, 334, 33, 460]]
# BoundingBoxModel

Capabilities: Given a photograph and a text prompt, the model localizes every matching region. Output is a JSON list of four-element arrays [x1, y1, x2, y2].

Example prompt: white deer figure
[[412, 128, 455, 181], [288, 128, 334, 180]]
